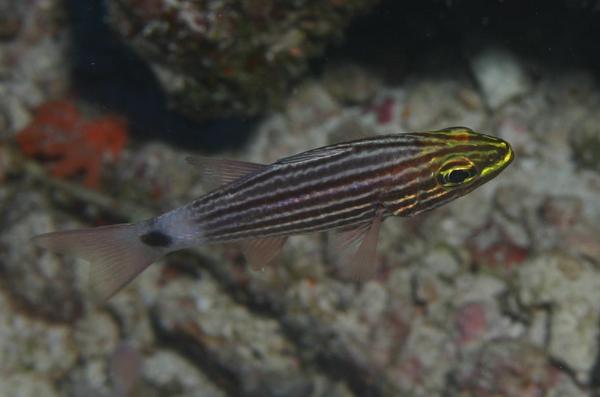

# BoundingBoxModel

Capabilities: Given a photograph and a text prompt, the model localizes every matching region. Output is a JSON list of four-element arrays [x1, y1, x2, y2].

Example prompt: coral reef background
[[2, 0, 600, 396]]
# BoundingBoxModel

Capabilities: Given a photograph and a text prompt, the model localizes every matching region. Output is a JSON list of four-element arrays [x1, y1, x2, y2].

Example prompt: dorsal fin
[[275, 146, 351, 165], [187, 157, 267, 189]]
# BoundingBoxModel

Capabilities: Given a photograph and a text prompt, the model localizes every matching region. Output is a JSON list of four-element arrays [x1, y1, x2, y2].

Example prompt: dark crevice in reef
[[149, 307, 241, 397], [187, 251, 286, 319], [283, 322, 387, 397], [191, 253, 389, 397], [588, 313, 600, 391], [65, 0, 600, 152], [65, 0, 257, 152], [321, 0, 600, 80], [549, 357, 586, 390]]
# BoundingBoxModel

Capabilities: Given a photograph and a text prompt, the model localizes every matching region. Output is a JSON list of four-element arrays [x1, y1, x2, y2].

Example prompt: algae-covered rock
[[107, 0, 379, 120], [0, 373, 61, 397], [0, 187, 84, 322], [516, 254, 600, 383], [0, 290, 78, 381], [0, 0, 70, 136], [449, 340, 586, 397], [470, 47, 531, 110], [569, 110, 600, 172]]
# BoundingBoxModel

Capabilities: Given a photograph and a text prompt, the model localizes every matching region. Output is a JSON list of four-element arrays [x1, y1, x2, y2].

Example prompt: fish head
[[433, 127, 513, 188], [392, 127, 513, 216]]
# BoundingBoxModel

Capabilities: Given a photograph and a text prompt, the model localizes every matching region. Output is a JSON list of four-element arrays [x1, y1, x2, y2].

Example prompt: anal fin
[[241, 236, 288, 271], [330, 215, 383, 280]]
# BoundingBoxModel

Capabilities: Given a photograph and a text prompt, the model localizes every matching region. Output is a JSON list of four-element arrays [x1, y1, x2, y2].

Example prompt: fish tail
[[33, 223, 163, 301]]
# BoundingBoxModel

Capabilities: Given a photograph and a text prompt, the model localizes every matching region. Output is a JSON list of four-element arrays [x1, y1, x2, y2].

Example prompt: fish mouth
[[480, 139, 514, 179], [497, 140, 514, 169]]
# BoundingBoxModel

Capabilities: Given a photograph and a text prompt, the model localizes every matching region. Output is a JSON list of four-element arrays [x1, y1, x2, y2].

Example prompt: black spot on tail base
[[140, 230, 172, 247]]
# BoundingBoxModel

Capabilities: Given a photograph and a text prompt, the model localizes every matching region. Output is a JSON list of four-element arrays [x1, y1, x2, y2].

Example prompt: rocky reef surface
[[0, 0, 70, 136], [107, 0, 379, 119], [2, 1, 600, 397]]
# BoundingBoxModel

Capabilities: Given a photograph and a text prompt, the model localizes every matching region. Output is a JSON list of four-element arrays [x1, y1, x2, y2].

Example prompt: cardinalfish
[[34, 127, 513, 300]]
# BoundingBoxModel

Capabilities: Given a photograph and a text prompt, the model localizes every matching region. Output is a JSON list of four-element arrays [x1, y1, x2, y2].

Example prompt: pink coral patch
[[456, 302, 487, 345]]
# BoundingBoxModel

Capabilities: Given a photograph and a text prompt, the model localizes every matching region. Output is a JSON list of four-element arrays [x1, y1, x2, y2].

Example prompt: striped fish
[[34, 127, 513, 300]]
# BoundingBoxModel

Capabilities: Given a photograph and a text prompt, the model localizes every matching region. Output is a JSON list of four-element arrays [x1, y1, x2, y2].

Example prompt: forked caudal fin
[[33, 223, 163, 301]]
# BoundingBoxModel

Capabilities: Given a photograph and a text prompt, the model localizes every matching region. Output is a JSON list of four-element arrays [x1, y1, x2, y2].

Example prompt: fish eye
[[447, 169, 472, 184], [437, 158, 478, 188]]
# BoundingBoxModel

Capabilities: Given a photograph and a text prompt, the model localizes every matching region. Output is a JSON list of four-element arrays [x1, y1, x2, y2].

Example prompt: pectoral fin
[[330, 215, 383, 280], [186, 157, 267, 189], [241, 236, 288, 271]]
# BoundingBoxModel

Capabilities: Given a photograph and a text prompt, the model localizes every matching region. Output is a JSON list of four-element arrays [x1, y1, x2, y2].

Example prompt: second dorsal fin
[[187, 157, 267, 189]]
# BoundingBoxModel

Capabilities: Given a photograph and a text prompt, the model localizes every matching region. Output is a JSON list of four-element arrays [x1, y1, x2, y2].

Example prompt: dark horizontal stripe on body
[[195, 143, 420, 212], [198, 155, 430, 236], [203, 194, 377, 240], [205, 204, 377, 242], [201, 162, 395, 230]]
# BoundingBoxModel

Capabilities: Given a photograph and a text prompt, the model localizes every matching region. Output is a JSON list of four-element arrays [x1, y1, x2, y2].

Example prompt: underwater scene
[[1, 1, 600, 396]]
